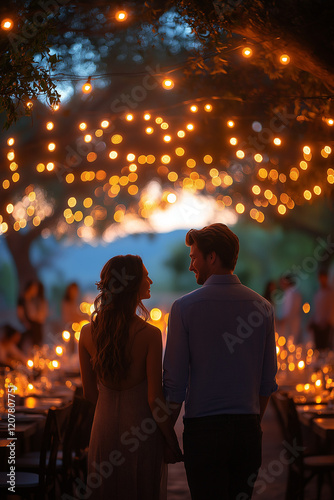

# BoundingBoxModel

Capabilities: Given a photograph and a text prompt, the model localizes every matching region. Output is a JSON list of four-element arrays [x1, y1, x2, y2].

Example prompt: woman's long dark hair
[[91, 255, 148, 383]]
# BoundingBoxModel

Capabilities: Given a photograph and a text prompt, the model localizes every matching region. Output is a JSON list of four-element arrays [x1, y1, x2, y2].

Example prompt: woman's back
[[81, 318, 166, 500]]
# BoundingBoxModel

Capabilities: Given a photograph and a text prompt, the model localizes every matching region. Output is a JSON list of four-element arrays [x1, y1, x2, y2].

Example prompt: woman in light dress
[[79, 255, 182, 500]]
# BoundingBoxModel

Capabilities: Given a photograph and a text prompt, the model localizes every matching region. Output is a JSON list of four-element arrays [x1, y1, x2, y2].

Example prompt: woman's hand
[[164, 441, 184, 464]]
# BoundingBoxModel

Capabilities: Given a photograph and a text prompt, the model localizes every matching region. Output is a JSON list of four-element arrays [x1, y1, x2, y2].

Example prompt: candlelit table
[[311, 417, 334, 440]]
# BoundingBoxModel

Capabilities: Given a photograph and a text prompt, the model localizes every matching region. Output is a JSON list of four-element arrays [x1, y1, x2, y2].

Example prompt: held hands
[[164, 440, 184, 464]]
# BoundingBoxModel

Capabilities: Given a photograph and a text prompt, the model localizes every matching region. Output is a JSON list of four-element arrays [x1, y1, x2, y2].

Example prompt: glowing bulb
[[7, 138, 14, 146], [163, 135, 171, 142], [46, 121, 54, 130], [27, 359, 34, 368], [167, 193, 177, 204], [190, 105, 198, 112], [186, 123, 194, 131], [327, 118, 334, 126], [126, 113, 134, 121], [52, 103, 60, 111], [82, 81, 92, 94], [242, 47, 253, 58], [204, 104, 212, 112], [55, 346, 63, 356], [143, 113, 151, 120], [115, 10, 128, 22], [79, 122, 87, 131], [227, 120, 235, 128], [26, 101, 33, 109], [162, 78, 174, 90], [145, 127, 153, 134], [62, 330, 71, 342], [280, 54, 290, 65], [273, 137, 281, 146], [48, 142, 56, 151], [101, 120, 109, 128], [1, 18, 13, 30], [150, 308, 162, 321]]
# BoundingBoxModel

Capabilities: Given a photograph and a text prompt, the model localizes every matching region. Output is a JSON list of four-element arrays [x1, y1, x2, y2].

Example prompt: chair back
[[62, 396, 95, 494], [39, 402, 73, 497], [271, 391, 305, 469]]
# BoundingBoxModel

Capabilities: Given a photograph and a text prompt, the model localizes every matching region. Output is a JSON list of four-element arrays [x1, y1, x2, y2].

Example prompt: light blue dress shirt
[[163, 274, 278, 418]]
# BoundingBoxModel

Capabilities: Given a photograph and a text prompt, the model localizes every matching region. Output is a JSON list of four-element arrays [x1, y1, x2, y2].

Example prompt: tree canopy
[[1, 0, 334, 287]]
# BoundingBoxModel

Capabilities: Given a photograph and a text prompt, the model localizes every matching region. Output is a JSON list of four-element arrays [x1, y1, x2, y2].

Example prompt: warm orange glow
[[115, 10, 128, 22], [229, 137, 237, 145], [204, 104, 213, 112], [303, 303, 310, 313], [303, 145, 311, 155], [242, 47, 253, 58], [82, 81, 92, 94], [227, 120, 235, 128], [162, 78, 174, 90], [252, 185, 261, 195], [303, 190, 312, 200], [280, 54, 290, 65], [186, 123, 194, 131], [46, 122, 54, 131], [48, 142, 56, 151], [235, 203, 245, 214], [190, 105, 198, 112], [101, 120, 109, 128], [163, 135, 172, 143], [327, 118, 334, 126], [273, 137, 281, 146], [143, 113, 151, 120], [1, 18, 13, 30], [126, 113, 134, 121], [236, 150, 245, 159], [7, 138, 14, 146], [150, 308, 162, 321]]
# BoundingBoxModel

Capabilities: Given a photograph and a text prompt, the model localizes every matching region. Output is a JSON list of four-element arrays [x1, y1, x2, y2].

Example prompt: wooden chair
[[61, 395, 95, 496], [0, 402, 73, 499], [271, 391, 334, 500]]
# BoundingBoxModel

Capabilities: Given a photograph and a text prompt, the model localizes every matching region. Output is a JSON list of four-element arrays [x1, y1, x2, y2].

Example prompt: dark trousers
[[183, 414, 262, 500]]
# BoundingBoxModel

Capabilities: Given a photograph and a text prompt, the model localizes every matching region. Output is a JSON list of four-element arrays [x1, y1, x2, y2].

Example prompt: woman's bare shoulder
[[80, 322, 94, 350], [134, 317, 161, 341]]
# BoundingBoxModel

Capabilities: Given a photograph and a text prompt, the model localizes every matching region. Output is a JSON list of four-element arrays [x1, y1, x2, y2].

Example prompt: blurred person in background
[[17, 279, 48, 352], [62, 282, 88, 325], [309, 269, 334, 350], [0, 324, 28, 367], [276, 273, 302, 344]]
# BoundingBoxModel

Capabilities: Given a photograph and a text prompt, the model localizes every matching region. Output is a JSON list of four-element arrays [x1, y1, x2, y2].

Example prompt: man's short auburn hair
[[186, 223, 239, 271]]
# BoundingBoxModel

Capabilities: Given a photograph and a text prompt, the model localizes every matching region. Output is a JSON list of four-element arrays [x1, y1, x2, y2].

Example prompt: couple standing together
[[79, 223, 278, 500]]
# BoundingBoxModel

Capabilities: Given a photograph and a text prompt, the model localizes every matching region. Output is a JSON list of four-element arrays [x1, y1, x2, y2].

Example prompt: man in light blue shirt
[[163, 223, 278, 500]]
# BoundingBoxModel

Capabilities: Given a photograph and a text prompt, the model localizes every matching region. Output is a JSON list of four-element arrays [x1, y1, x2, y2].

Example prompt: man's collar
[[204, 274, 241, 285]]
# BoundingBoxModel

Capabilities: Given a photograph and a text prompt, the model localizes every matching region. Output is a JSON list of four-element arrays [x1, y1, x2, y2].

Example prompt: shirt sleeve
[[163, 299, 189, 404], [259, 305, 278, 397]]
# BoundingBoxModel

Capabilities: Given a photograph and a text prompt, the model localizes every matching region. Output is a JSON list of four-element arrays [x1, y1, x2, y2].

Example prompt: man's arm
[[163, 300, 189, 422]]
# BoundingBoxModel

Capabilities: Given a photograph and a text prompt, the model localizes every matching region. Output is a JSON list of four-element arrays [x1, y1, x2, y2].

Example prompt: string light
[[280, 54, 290, 65], [227, 120, 235, 128], [242, 47, 253, 58], [82, 78, 92, 94], [1, 18, 13, 30], [115, 11, 128, 22], [162, 78, 174, 90]]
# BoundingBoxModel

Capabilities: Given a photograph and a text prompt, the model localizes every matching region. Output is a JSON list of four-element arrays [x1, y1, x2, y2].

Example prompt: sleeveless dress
[[87, 379, 167, 500]]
